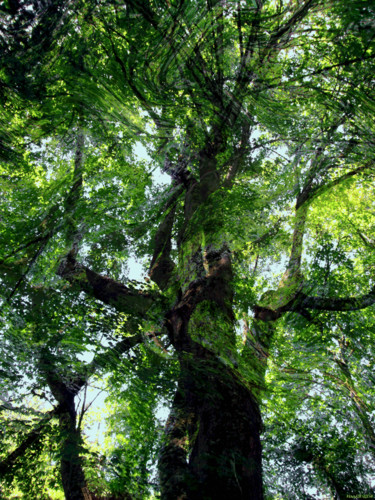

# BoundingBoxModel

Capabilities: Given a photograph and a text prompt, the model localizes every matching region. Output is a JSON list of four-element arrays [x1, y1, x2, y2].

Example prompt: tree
[[1, 0, 375, 498]]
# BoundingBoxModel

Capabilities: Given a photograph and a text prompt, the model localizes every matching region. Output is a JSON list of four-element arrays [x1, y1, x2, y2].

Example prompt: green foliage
[[1, 0, 375, 498]]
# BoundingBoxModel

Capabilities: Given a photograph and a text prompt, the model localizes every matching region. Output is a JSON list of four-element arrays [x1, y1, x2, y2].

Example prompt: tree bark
[[42, 354, 87, 500], [183, 357, 263, 500], [160, 246, 264, 499], [158, 386, 193, 500], [57, 392, 86, 500], [57, 252, 159, 316]]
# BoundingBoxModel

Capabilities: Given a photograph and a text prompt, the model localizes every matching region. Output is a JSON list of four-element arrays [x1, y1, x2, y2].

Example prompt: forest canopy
[[0, 0, 375, 499]]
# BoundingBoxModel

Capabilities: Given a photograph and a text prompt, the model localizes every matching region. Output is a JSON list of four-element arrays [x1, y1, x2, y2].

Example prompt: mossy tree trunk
[[159, 242, 264, 499]]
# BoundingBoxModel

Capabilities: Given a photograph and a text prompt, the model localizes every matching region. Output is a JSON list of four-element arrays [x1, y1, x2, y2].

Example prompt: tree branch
[[223, 122, 252, 187], [268, 0, 316, 47], [290, 287, 375, 313], [269, 52, 375, 89], [57, 253, 160, 316], [297, 159, 371, 210], [149, 206, 176, 290], [87, 332, 147, 373], [307, 162, 373, 206], [64, 129, 84, 256], [0, 406, 59, 477], [255, 284, 375, 322]]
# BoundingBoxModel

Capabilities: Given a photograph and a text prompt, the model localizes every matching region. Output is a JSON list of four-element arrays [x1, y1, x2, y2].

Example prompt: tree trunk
[[158, 385, 193, 499], [160, 246, 264, 499], [183, 356, 263, 500], [42, 353, 87, 500], [58, 393, 86, 500]]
